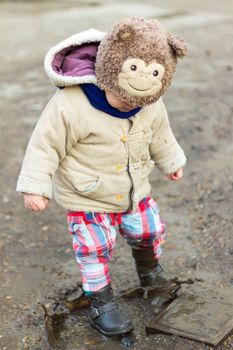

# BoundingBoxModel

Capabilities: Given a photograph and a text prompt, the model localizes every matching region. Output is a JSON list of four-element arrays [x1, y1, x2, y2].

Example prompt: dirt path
[[1, 1, 233, 349]]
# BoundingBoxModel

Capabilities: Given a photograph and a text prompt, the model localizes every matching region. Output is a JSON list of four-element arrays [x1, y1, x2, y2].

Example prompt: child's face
[[105, 91, 140, 112]]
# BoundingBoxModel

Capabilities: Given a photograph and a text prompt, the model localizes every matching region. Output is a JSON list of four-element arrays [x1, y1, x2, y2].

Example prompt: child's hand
[[167, 168, 183, 181], [24, 194, 49, 212]]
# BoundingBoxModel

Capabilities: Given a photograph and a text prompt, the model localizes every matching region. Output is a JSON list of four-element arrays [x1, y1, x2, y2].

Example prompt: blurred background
[[1, 1, 233, 349]]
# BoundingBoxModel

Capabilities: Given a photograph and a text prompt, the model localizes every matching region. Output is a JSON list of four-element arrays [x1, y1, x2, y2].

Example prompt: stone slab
[[146, 284, 233, 346]]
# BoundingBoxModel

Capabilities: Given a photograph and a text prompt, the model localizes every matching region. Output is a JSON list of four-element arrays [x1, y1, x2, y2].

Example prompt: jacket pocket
[[74, 176, 102, 197]]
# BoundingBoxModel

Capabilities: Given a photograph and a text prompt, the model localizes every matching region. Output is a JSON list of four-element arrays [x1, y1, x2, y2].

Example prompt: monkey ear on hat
[[112, 23, 136, 42], [167, 33, 188, 58]]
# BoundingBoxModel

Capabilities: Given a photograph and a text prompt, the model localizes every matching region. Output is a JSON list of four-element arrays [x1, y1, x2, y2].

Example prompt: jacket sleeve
[[149, 98, 187, 175], [16, 90, 78, 199]]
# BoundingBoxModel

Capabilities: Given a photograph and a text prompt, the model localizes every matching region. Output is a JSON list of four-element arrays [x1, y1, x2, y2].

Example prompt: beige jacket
[[16, 86, 186, 212]]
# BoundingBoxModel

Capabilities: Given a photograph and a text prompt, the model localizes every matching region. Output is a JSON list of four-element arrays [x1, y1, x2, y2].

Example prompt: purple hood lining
[[51, 43, 99, 78]]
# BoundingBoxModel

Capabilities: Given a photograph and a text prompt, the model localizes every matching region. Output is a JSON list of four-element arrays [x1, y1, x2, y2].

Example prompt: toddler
[[17, 17, 187, 336]]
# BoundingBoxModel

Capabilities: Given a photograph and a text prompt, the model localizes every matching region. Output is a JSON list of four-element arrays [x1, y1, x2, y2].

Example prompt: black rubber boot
[[132, 247, 175, 291], [88, 284, 134, 336]]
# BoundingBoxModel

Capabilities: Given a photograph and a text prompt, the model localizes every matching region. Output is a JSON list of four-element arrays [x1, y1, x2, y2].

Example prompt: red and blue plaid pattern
[[66, 196, 165, 292]]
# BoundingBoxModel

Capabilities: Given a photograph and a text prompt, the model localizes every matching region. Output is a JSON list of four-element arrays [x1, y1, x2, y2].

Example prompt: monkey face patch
[[118, 58, 165, 97]]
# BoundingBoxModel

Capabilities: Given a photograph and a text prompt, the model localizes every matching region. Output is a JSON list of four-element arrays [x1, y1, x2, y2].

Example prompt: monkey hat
[[45, 17, 187, 107], [96, 17, 187, 106]]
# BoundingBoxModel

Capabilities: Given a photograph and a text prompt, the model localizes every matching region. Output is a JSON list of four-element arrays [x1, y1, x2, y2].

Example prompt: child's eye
[[131, 65, 137, 71], [153, 70, 159, 77]]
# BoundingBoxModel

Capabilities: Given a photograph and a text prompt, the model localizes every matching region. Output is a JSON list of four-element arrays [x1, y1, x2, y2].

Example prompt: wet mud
[[1, 0, 233, 349], [12, 278, 192, 349]]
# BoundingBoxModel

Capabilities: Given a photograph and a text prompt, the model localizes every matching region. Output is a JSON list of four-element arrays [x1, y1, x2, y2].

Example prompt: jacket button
[[120, 135, 127, 142], [115, 194, 124, 200], [115, 164, 124, 171]]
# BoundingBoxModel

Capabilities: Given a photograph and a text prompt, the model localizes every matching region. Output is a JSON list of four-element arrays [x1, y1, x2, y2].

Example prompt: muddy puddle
[[10, 277, 207, 350], [12, 276, 233, 349]]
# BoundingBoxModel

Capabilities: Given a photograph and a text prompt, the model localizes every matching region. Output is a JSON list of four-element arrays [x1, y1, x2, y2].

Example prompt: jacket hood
[[44, 29, 106, 87]]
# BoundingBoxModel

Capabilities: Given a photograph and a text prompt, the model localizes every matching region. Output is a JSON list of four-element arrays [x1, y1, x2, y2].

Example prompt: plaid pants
[[66, 196, 165, 292]]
